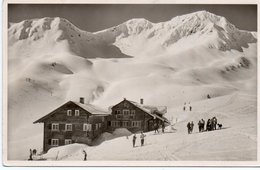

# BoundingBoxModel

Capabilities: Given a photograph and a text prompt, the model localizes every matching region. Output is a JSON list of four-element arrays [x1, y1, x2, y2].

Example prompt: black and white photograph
[[3, 0, 259, 166]]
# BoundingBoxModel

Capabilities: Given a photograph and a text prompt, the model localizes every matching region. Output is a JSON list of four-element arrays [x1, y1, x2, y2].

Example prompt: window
[[83, 123, 92, 131], [116, 115, 122, 119], [95, 124, 99, 130], [51, 123, 59, 131], [111, 121, 120, 127], [130, 110, 135, 119], [123, 109, 130, 115], [67, 110, 72, 116], [51, 139, 59, 146], [115, 110, 121, 114], [98, 123, 102, 128], [132, 121, 141, 127], [75, 110, 80, 116], [122, 121, 129, 127], [102, 117, 105, 122], [65, 124, 72, 131], [65, 139, 72, 145]]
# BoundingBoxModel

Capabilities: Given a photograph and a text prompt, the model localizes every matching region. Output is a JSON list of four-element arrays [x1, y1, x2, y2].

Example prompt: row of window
[[50, 139, 72, 146], [67, 110, 80, 116], [115, 109, 136, 115], [51, 123, 102, 131], [111, 121, 141, 127]]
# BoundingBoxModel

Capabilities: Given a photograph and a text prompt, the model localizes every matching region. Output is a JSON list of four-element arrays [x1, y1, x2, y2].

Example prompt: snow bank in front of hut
[[43, 143, 87, 160]]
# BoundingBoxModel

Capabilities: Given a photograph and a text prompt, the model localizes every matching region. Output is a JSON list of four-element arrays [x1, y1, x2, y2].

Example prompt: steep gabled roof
[[34, 101, 110, 123], [128, 100, 168, 122], [72, 101, 110, 115], [111, 99, 169, 122]]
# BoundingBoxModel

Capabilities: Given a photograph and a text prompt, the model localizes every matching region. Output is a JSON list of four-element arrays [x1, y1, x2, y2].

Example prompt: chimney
[[80, 97, 85, 104], [140, 98, 144, 105]]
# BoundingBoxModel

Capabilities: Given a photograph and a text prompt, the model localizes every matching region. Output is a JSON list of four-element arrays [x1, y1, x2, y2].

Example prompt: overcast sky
[[8, 4, 257, 32]]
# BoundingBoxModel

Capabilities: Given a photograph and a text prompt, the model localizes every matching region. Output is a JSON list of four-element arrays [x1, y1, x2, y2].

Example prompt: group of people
[[28, 149, 37, 161], [132, 131, 146, 147], [187, 116, 220, 134], [183, 102, 192, 111], [205, 117, 218, 131], [154, 122, 165, 134]]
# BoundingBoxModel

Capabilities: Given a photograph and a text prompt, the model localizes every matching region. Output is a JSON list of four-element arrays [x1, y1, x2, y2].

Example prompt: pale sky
[[8, 4, 257, 32]]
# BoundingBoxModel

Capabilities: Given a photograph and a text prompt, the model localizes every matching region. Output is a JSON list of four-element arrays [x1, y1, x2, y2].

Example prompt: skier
[[190, 121, 194, 133], [132, 134, 137, 147], [187, 122, 191, 134], [140, 132, 146, 146], [82, 150, 87, 161]]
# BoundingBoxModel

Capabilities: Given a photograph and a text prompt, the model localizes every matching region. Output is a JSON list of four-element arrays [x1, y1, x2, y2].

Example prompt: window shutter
[[48, 124, 52, 130], [48, 139, 51, 145]]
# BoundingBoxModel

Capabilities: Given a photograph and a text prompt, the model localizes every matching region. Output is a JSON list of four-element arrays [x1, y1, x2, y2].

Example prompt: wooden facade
[[34, 100, 109, 152], [34, 98, 169, 152], [106, 98, 168, 133]]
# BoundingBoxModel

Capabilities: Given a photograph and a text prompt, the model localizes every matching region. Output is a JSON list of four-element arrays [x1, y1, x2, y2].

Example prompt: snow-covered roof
[[34, 101, 110, 123], [128, 101, 167, 114], [127, 100, 168, 122], [72, 101, 110, 115]]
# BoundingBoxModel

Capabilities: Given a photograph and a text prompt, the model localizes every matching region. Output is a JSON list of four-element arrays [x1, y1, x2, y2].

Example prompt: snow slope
[[41, 92, 256, 161], [7, 11, 257, 160]]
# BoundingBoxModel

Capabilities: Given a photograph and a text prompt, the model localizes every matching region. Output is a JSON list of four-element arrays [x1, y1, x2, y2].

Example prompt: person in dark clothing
[[206, 119, 212, 131], [198, 120, 202, 132], [28, 149, 33, 161], [132, 134, 137, 147], [189, 106, 192, 111], [190, 121, 194, 133], [187, 122, 191, 134], [83, 150, 87, 161], [140, 132, 146, 146], [154, 123, 159, 134], [162, 123, 165, 133], [183, 106, 186, 111]]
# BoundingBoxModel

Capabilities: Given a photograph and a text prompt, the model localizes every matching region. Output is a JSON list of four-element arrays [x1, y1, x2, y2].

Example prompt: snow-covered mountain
[[8, 11, 257, 160]]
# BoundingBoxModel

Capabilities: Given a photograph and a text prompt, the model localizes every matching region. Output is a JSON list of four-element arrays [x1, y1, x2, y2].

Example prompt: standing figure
[[28, 149, 33, 161], [82, 150, 87, 161], [183, 106, 186, 111], [212, 117, 217, 130], [132, 134, 137, 147], [206, 119, 212, 131], [190, 121, 194, 133], [198, 120, 202, 132], [154, 123, 159, 134], [189, 106, 192, 111], [187, 122, 191, 134], [140, 132, 146, 146], [162, 123, 165, 133], [201, 119, 205, 132]]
